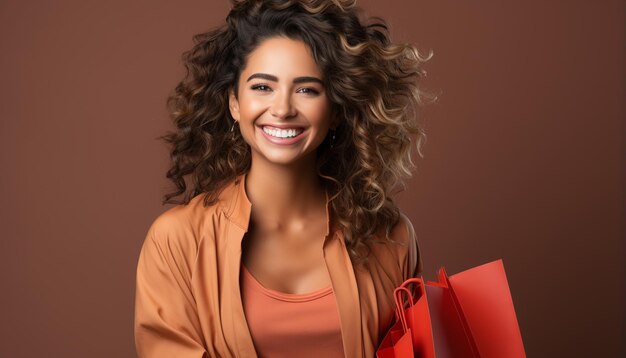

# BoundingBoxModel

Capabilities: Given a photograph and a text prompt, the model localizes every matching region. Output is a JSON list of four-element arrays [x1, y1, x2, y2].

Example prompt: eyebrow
[[246, 73, 324, 85]]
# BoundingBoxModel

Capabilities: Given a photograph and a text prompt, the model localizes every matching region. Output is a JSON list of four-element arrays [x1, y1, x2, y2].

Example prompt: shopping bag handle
[[393, 277, 424, 334], [394, 286, 413, 334], [395, 277, 424, 307]]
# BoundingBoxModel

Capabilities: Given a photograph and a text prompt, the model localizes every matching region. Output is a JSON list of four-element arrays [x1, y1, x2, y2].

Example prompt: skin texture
[[228, 36, 338, 294]]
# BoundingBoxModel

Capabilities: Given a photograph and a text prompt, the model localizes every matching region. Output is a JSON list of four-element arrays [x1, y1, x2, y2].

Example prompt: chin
[[254, 146, 318, 167], [261, 153, 306, 166]]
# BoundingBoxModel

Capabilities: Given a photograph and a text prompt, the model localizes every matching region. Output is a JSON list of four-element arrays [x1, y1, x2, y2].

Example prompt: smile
[[262, 126, 304, 138], [258, 125, 307, 145]]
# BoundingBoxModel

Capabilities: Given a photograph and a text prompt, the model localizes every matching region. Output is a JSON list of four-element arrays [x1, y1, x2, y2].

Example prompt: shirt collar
[[220, 171, 338, 237]]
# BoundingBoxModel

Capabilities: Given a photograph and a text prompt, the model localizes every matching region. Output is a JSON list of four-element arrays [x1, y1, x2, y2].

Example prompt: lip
[[257, 125, 307, 145], [260, 123, 306, 129]]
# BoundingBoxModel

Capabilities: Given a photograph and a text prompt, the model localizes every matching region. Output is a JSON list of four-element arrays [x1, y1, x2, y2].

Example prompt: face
[[229, 36, 336, 167]]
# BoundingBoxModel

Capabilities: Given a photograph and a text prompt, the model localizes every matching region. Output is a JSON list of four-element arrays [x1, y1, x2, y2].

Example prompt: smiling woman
[[229, 37, 334, 166], [134, 0, 432, 357]]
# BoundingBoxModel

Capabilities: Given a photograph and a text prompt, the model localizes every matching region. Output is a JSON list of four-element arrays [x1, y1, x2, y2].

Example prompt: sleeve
[[134, 216, 208, 358], [399, 212, 423, 280]]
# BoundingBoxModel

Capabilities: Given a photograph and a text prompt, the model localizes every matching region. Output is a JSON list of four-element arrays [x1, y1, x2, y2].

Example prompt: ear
[[228, 88, 240, 121]]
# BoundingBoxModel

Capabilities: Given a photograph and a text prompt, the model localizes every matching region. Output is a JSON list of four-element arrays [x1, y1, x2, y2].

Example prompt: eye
[[297, 87, 320, 95], [251, 84, 271, 91]]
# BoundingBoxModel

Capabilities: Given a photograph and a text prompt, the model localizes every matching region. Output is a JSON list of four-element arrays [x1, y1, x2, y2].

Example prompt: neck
[[244, 154, 327, 231]]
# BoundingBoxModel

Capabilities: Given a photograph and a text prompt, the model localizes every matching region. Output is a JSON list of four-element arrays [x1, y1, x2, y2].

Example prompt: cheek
[[305, 101, 332, 127], [238, 95, 267, 120]]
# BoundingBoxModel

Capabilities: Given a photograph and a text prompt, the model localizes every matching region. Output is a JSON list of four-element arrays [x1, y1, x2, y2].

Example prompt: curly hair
[[160, 0, 434, 266]]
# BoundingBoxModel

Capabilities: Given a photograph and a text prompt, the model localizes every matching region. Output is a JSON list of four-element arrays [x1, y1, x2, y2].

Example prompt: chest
[[240, 229, 332, 294]]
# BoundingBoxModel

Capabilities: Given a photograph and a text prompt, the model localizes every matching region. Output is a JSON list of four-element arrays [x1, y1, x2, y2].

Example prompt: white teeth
[[262, 126, 302, 138]]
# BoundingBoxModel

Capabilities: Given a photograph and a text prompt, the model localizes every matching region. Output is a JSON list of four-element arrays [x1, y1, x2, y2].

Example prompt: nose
[[269, 90, 296, 118]]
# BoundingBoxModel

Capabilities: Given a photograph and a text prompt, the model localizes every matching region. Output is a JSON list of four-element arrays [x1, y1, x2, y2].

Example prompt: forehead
[[241, 36, 323, 79]]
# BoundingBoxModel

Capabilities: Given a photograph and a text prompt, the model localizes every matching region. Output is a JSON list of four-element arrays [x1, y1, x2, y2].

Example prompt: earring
[[230, 120, 240, 141], [329, 129, 336, 149]]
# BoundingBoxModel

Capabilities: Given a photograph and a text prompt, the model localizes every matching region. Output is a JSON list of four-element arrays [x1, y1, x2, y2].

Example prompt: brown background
[[1, 0, 623, 357]]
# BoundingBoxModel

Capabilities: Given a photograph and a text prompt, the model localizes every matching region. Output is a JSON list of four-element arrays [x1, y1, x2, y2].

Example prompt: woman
[[134, 0, 431, 357]]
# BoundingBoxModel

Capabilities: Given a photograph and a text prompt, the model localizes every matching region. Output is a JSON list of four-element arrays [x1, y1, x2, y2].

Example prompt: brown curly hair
[[160, 0, 434, 266]]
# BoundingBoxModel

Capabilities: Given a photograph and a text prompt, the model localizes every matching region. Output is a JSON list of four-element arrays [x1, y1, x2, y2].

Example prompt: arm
[[134, 216, 207, 358], [399, 212, 423, 280]]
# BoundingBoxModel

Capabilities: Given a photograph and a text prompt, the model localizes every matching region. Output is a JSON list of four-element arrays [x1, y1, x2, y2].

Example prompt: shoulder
[[368, 211, 422, 280], [389, 212, 417, 246], [146, 176, 245, 244], [394, 212, 421, 279], [144, 193, 222, 251]]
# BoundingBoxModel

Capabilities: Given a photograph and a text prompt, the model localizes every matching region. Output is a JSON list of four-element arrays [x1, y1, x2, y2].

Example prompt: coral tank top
[[240, 264, 345, 358]]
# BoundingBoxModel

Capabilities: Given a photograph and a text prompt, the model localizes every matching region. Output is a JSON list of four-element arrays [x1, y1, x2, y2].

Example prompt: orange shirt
[[240, 264, 344, 357], [134, 172, 422, 357]]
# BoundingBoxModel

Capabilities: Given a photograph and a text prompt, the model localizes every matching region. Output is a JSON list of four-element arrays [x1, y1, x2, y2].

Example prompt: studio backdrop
[[0, 1, 623, 357]]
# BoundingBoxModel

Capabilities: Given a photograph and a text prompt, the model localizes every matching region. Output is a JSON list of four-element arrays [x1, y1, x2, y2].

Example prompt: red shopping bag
[[376, 259, 526, 358]]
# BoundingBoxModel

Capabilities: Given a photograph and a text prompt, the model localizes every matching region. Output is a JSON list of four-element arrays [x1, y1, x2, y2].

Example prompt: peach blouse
[[240, 264, 345, 357]]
